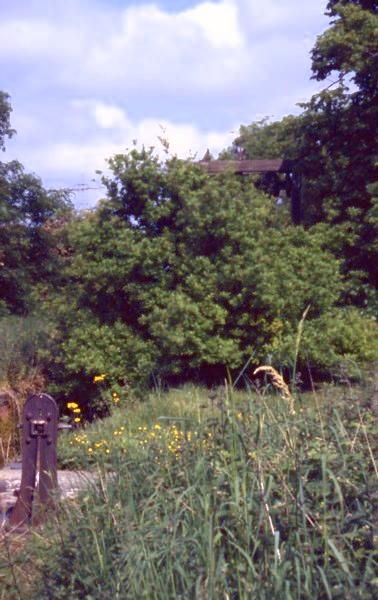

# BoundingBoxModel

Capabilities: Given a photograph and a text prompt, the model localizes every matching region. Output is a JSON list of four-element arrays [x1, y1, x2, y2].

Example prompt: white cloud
[[0, 0, 331, 207], [26, 103, 235, 175], [0, 1, 247, 95], [72, 100, 132, 130], [81, 1, 248, 94], [93, 103, 130, 130], [183, 1, 243, 49], [0, 0, 328, 101], [7, 104, 235, 208]]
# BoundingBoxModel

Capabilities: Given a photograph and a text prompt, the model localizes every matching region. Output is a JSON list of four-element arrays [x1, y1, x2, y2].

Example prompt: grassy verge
[[1, 381, 377, 599], [57, 384, 238, 469]]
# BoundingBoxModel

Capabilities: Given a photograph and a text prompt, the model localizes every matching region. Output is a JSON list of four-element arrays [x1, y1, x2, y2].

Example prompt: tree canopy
[[0, 0, 377, 407], [0, 91, 15, 151], [226, 0, 378, 309], [40, 149, 378, 407], [0, 94, 73, 316]]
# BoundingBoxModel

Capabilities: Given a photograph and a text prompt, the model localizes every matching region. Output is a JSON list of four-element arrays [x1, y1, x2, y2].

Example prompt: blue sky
[[0, 0, 329, 208]]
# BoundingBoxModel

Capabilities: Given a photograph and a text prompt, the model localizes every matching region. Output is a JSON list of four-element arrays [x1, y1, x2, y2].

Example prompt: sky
[[0, 0, 329, 208]]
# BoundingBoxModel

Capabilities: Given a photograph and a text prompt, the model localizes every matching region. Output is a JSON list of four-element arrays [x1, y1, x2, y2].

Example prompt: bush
[[0, 314, 52, 389], [0, 314, 55, 462], [41, 148, 378, 411]]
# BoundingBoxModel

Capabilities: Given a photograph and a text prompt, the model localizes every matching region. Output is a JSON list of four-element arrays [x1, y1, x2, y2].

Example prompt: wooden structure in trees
[[198, 153, 302, 224]]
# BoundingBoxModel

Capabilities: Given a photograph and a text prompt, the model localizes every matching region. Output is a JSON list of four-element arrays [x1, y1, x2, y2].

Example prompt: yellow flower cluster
[[66, 419, 218, 463], [112, 392, 120, 404], [135, 423, 199, 457], [93, 374, 106, 383], [67, 402, 78, 409], [69, 432, 111, 455], [67, 401, 82, 423], [113, 426, 125, 436]]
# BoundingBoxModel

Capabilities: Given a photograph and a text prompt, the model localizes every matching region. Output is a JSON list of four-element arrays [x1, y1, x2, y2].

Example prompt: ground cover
[[1, 379, 377, 599]]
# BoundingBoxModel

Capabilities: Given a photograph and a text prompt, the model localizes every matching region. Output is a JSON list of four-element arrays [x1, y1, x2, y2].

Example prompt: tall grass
[[0, 315, 51, 389], [0, 314, 53, 465], [1, 381, 377, 599]]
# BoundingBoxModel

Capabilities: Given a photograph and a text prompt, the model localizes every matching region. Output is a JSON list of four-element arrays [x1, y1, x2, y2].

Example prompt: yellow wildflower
[[73, 408, 81, 413], [67, 402, 78, 409], [74, 417, 81, 423], [93, 374, 106, 383]]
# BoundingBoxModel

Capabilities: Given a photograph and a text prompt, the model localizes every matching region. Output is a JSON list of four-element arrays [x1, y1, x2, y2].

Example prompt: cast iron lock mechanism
[[8, 393, 60, 531], [30, 419, 48, 437]]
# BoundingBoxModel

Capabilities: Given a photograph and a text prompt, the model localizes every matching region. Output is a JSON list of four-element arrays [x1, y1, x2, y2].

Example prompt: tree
[[220, 116, 301, 209], [0, 91, 15, 151], [227, 1, 378, 307], [304, 0, 378, 300], [313, 1, 378, 92], [221, 117, 298, 161], [0, 93, 73, 315], [44, 148, 378, 407]]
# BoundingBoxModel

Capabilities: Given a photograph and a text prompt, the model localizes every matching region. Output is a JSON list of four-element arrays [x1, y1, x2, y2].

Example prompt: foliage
[[221, 116, 298, 161], [1, 0, 377, 408], [312, 1, 378, 95], [273, 308, 378, 378], [0, 94, 74, 316], [301, 0, 378, 302], [0, 91, 15, 152], [0, 314, 56, 465], [228, 1, 378, 307], [2, 383, 377, 598], [0, 161, 74, 316], [0, 314, 53, 390], [39, 148, 378, 409]]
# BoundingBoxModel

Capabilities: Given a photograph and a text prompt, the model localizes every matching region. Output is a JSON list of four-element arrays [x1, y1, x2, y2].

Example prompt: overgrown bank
[[2, 147, 376, 419], [1, 381, 377, 599]]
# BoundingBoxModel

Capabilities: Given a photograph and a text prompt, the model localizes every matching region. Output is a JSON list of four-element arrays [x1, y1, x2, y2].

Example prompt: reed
[[1, 380, 376, 599]]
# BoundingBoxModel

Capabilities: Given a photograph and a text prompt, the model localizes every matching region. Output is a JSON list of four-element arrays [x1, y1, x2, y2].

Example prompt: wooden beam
[[198, 158, 294, 174], [197, 156, 302, 224]]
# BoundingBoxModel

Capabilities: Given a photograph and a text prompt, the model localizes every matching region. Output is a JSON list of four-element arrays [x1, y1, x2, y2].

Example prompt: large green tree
[[313, 0, 378, 91], [227, 1, 378, 308], [44, 149, 378, 407], [302, 0, 377, 302], [0, 93, 73, 315], [0, 92, 15, 151]]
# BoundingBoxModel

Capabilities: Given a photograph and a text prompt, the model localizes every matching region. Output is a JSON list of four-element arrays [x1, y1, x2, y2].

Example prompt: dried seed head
[[253, 366, 295, 414]]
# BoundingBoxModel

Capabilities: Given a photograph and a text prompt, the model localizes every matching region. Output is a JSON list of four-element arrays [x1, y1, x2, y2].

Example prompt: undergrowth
[[1, 382, 377, 599]]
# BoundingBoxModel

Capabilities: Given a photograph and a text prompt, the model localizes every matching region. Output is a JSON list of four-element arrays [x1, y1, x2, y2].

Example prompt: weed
[[1, 380, 376, 599]]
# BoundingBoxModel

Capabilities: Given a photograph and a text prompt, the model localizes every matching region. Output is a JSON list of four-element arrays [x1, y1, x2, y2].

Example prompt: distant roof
[[198, 157, 294, 174]]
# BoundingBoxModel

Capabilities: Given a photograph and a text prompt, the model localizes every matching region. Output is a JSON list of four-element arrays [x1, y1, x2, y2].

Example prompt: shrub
[[41, 148, 378, 411], [0, 314, 54, 461]]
